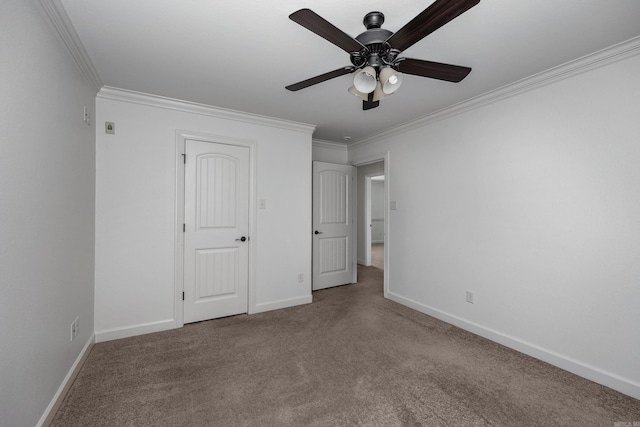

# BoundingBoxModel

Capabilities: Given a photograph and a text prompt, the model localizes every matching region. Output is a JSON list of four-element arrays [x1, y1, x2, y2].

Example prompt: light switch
[[390, 201, 398, 210], [259, 199, 266, 209]]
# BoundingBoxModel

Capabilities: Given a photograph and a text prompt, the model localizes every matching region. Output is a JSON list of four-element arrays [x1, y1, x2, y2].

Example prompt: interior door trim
[[175, 130, 257, 328]]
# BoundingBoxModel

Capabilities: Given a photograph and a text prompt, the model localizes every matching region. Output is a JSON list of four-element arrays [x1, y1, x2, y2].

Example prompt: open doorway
[[356, 160, 385, 270]]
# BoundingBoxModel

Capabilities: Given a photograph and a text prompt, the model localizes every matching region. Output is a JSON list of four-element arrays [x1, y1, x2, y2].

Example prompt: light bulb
[[379, 67, 403, 94]]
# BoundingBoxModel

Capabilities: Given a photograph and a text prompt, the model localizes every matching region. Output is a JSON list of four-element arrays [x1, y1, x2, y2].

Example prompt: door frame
[[352, 151, 390, 297], [174, 130, 257, 328], [364, 175, 372, 266]]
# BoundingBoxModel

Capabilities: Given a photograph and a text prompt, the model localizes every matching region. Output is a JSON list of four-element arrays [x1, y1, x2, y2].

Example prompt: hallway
[[371, 243, 384, 270]]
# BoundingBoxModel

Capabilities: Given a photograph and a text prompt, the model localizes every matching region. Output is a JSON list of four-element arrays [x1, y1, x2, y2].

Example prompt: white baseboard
[[37, 333, 95, 427], [94, 319, 176, 343], [357, 258, 368, 266], [386, 291, 640, 400], [251, 295, 312, 314], [94, 296, 314, 342]]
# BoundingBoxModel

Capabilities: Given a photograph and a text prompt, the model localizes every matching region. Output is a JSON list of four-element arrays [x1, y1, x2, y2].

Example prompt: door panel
[[198, 155, 238, 228], [184, 140, 249, 323], [319, 237, 348, 273], [313, 162, 355, 290], [320, 171, 347, 224], [195, 248, 238, 298]]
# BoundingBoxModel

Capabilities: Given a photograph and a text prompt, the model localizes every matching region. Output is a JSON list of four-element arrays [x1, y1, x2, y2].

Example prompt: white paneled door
[[184, 140, 249, 323], [312, 161, 356, 290]]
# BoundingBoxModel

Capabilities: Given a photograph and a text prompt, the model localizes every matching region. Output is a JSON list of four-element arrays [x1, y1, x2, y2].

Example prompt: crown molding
[[350, 35, 640, 149], [38, 0, 103, 91], [312, 139, 348, 151], [97, 87, 316, 134]]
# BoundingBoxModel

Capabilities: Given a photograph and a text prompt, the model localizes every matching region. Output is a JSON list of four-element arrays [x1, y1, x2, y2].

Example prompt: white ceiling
[[59, 0, 640, 143]]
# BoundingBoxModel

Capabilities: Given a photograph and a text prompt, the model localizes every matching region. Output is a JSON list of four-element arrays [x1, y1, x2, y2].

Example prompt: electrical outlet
[[298, 273, 304, 283], [466, 291, 474, 304]]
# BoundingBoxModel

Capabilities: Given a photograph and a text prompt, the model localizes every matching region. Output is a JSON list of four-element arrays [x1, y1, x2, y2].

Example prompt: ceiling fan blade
[[386, 0, 480, 52], [398, 58, 471, 82], [286, 66, 355, 91], [289, 9, 365, 53]]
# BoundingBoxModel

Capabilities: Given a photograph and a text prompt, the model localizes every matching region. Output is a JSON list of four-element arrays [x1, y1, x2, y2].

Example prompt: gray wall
[[349, 50, 640, 398], [371, 180, 385, 243], [0, 3, 97, 425]]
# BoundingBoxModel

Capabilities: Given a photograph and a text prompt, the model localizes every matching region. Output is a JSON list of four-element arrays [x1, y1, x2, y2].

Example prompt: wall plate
[[105, 122, 115, 134]]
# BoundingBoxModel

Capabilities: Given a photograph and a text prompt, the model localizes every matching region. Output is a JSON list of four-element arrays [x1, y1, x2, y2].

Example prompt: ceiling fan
[[285, 0, 480, 110]]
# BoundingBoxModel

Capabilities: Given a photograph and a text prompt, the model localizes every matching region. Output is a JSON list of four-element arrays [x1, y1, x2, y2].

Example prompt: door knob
[[314, 230, 323, 235], [236, 236, 247, 242]]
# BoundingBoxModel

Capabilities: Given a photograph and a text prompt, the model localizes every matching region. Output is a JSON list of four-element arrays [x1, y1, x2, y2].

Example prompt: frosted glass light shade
[[379, 67, 403, 94], [348, 86, 369, 101], [372, 82, 388, 102], [353, 66, 377, 94]]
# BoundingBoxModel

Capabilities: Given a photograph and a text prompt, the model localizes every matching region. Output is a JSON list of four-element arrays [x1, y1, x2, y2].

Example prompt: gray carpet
[[52, 265, 640, 426], [371, 243, 384, 270]]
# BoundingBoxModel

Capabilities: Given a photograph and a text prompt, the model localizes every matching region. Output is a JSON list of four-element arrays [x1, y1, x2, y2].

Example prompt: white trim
[[174, 134, 186, 330], [364, 176, 372, 266], [386, 291, 640, 400], [38, 0, 103, 91], [98, 86, 316, 134], [37, 333, 95, 427], [312, 139, 348, 151], [175, 130, 258, 322], [95, 320, 175, 343], [350, 35, 640, 149], [252, 295, 313, 314]]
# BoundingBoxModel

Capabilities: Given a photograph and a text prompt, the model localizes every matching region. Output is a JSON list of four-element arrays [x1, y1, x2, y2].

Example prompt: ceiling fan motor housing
[[352, 12, 397, 73]]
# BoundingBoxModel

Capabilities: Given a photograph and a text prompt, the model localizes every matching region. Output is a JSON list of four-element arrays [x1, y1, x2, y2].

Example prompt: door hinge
[[182, 153, 186, 164], [183, 223, 185, 232], [182, 292, 185, 301]]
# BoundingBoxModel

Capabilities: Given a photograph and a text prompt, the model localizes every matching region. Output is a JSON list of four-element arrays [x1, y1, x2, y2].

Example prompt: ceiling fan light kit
[[372, 82, 389, 102], [285, 0, 480, 110], [353, 66, 378, 93], [379, 66, 403, 94], [348, 85, 369, 101], [349, 81, 391, 103]]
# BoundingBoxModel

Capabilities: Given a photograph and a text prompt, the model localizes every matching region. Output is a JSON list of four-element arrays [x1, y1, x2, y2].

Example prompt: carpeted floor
[[52, 265, 639, 426], [371, 243, 384, 270]]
